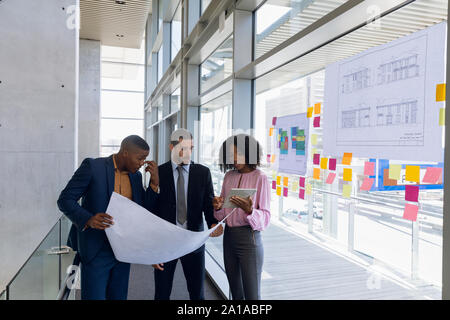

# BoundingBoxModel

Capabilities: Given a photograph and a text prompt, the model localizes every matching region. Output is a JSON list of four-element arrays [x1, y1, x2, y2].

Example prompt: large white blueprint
[[323, 22, 446, 161], [105, 192, 226, 265]]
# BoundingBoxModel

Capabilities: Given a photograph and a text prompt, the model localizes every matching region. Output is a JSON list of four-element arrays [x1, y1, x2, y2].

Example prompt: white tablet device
[[223, 188, 257, 209]]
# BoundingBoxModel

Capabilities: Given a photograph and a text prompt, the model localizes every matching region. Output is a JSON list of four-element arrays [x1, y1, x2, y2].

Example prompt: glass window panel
[[158, 45, 164, 82], [170, 87, 181, 114], [101, 62, 145, 91], [101, 91, 144, 119], [101, 40, 145, 64], [253, 0, 446, 299], [101, 119, 144, 147], [171, 3, 182, 61], [200, 35, 233, 93], [255, 0, 348, 59], [201, 0, 212, 15], [158, 0, 164, 32], [201, 91, 233, 271], [100, 146, 121, 158]]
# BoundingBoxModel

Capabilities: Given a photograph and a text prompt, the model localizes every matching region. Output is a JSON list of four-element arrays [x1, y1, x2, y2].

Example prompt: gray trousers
[[223, 225, 264, 300]]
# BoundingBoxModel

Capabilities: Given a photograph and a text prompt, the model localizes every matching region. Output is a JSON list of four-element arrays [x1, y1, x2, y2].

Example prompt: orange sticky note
[[436, 83, 446, 102], [320, 158, 328, 170], [283, 177, 289, 187], [314, 103, 321, 114], [342, 152, 352, 165], [405, 165, 420, 183], [343, 168, 352, 182], [276, 176, 281, 185], [269, 128, 274, 136], [313, 168, 321, 180], [271, 154, 276, 163], [307, 107, 313, 118]]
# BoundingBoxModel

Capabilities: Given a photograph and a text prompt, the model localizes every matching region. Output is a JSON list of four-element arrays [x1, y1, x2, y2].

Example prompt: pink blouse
[[214, 169, 271, 231]]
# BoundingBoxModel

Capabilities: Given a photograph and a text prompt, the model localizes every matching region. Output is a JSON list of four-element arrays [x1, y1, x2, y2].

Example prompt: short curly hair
[[218, 134, 262, 173]]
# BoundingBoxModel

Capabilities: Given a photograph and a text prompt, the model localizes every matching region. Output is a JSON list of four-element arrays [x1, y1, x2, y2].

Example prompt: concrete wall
[[0, 0, 78, 292], [78, 39, 101, 164]]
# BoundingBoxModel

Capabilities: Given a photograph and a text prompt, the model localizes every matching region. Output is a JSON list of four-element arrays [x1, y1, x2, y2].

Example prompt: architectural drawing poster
[[273, 112, 309, 175], [323, 22, 446, 162]]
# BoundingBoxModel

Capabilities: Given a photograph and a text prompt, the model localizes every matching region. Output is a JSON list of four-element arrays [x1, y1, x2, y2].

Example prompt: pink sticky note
[[364, 162, 375, 176], [405, 185, 419, 202], [360, 177, 374, 191], [422, 167, 442, 184], [272, 117, 277, 126], [313, 153, 320, 165], [403, 203, 418, 222], [283, 187, 288, 197], [313, 116, 320, 128], [272, 180, 276, 190], [329, 158, 337, 171], [267, 154, 271, 163], [326, 172, 336, 184], [299, 188, 305, 199], [299, 177, 305, 188]]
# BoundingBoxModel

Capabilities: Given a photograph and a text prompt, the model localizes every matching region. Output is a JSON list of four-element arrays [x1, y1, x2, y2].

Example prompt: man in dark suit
[[146, 128, 223, 300], [57, 135, 159, 300]]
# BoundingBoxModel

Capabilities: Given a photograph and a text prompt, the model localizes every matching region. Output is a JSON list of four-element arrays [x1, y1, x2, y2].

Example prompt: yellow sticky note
[[342, 152, 352, 165], [342, 184, 352, 198], [292, 181, 299, 192], [283, 177, 289, 187], [440, 108, 445, 126], [405, 165, 420, 183], [276, 186, 281, 196], [276, 176, 281, 185], [311, 134, 318, 145], [314, 103, 321, 115], [343, 168, 352, 182], [305, 183, 312, 195], [272, 171, 277, 180], [436, 83, 446, 102], [389, 164, 401, 180], [313, 168, 321, 180], [307, 107, 313, 118], [320, 158, 328, 170], [269, 128, 274, 136]]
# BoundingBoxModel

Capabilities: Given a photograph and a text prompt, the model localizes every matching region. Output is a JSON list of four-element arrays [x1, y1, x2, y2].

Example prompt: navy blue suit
[[146, 161, 217, 300], [57, 155, 156, 300]]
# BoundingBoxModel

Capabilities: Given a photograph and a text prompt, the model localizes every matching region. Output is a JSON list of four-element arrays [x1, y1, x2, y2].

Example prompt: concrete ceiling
[[80, 0, 152, 49]]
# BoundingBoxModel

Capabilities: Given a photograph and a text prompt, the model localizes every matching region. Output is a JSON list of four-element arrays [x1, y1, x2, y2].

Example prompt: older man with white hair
[[145, 128, 223, 300]]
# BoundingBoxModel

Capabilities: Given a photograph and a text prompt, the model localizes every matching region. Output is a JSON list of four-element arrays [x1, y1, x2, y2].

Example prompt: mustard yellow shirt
[[113, 155, 133, 200]]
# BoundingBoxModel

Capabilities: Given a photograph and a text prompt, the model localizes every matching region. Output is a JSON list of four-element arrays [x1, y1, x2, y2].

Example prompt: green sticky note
[[389, 164, 401, 180], [440, 108, 445, 126], [342, 184, 352, 198]]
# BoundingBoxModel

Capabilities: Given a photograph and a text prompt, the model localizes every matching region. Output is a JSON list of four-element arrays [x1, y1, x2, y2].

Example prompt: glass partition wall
[[145, 0, 449, 299]]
